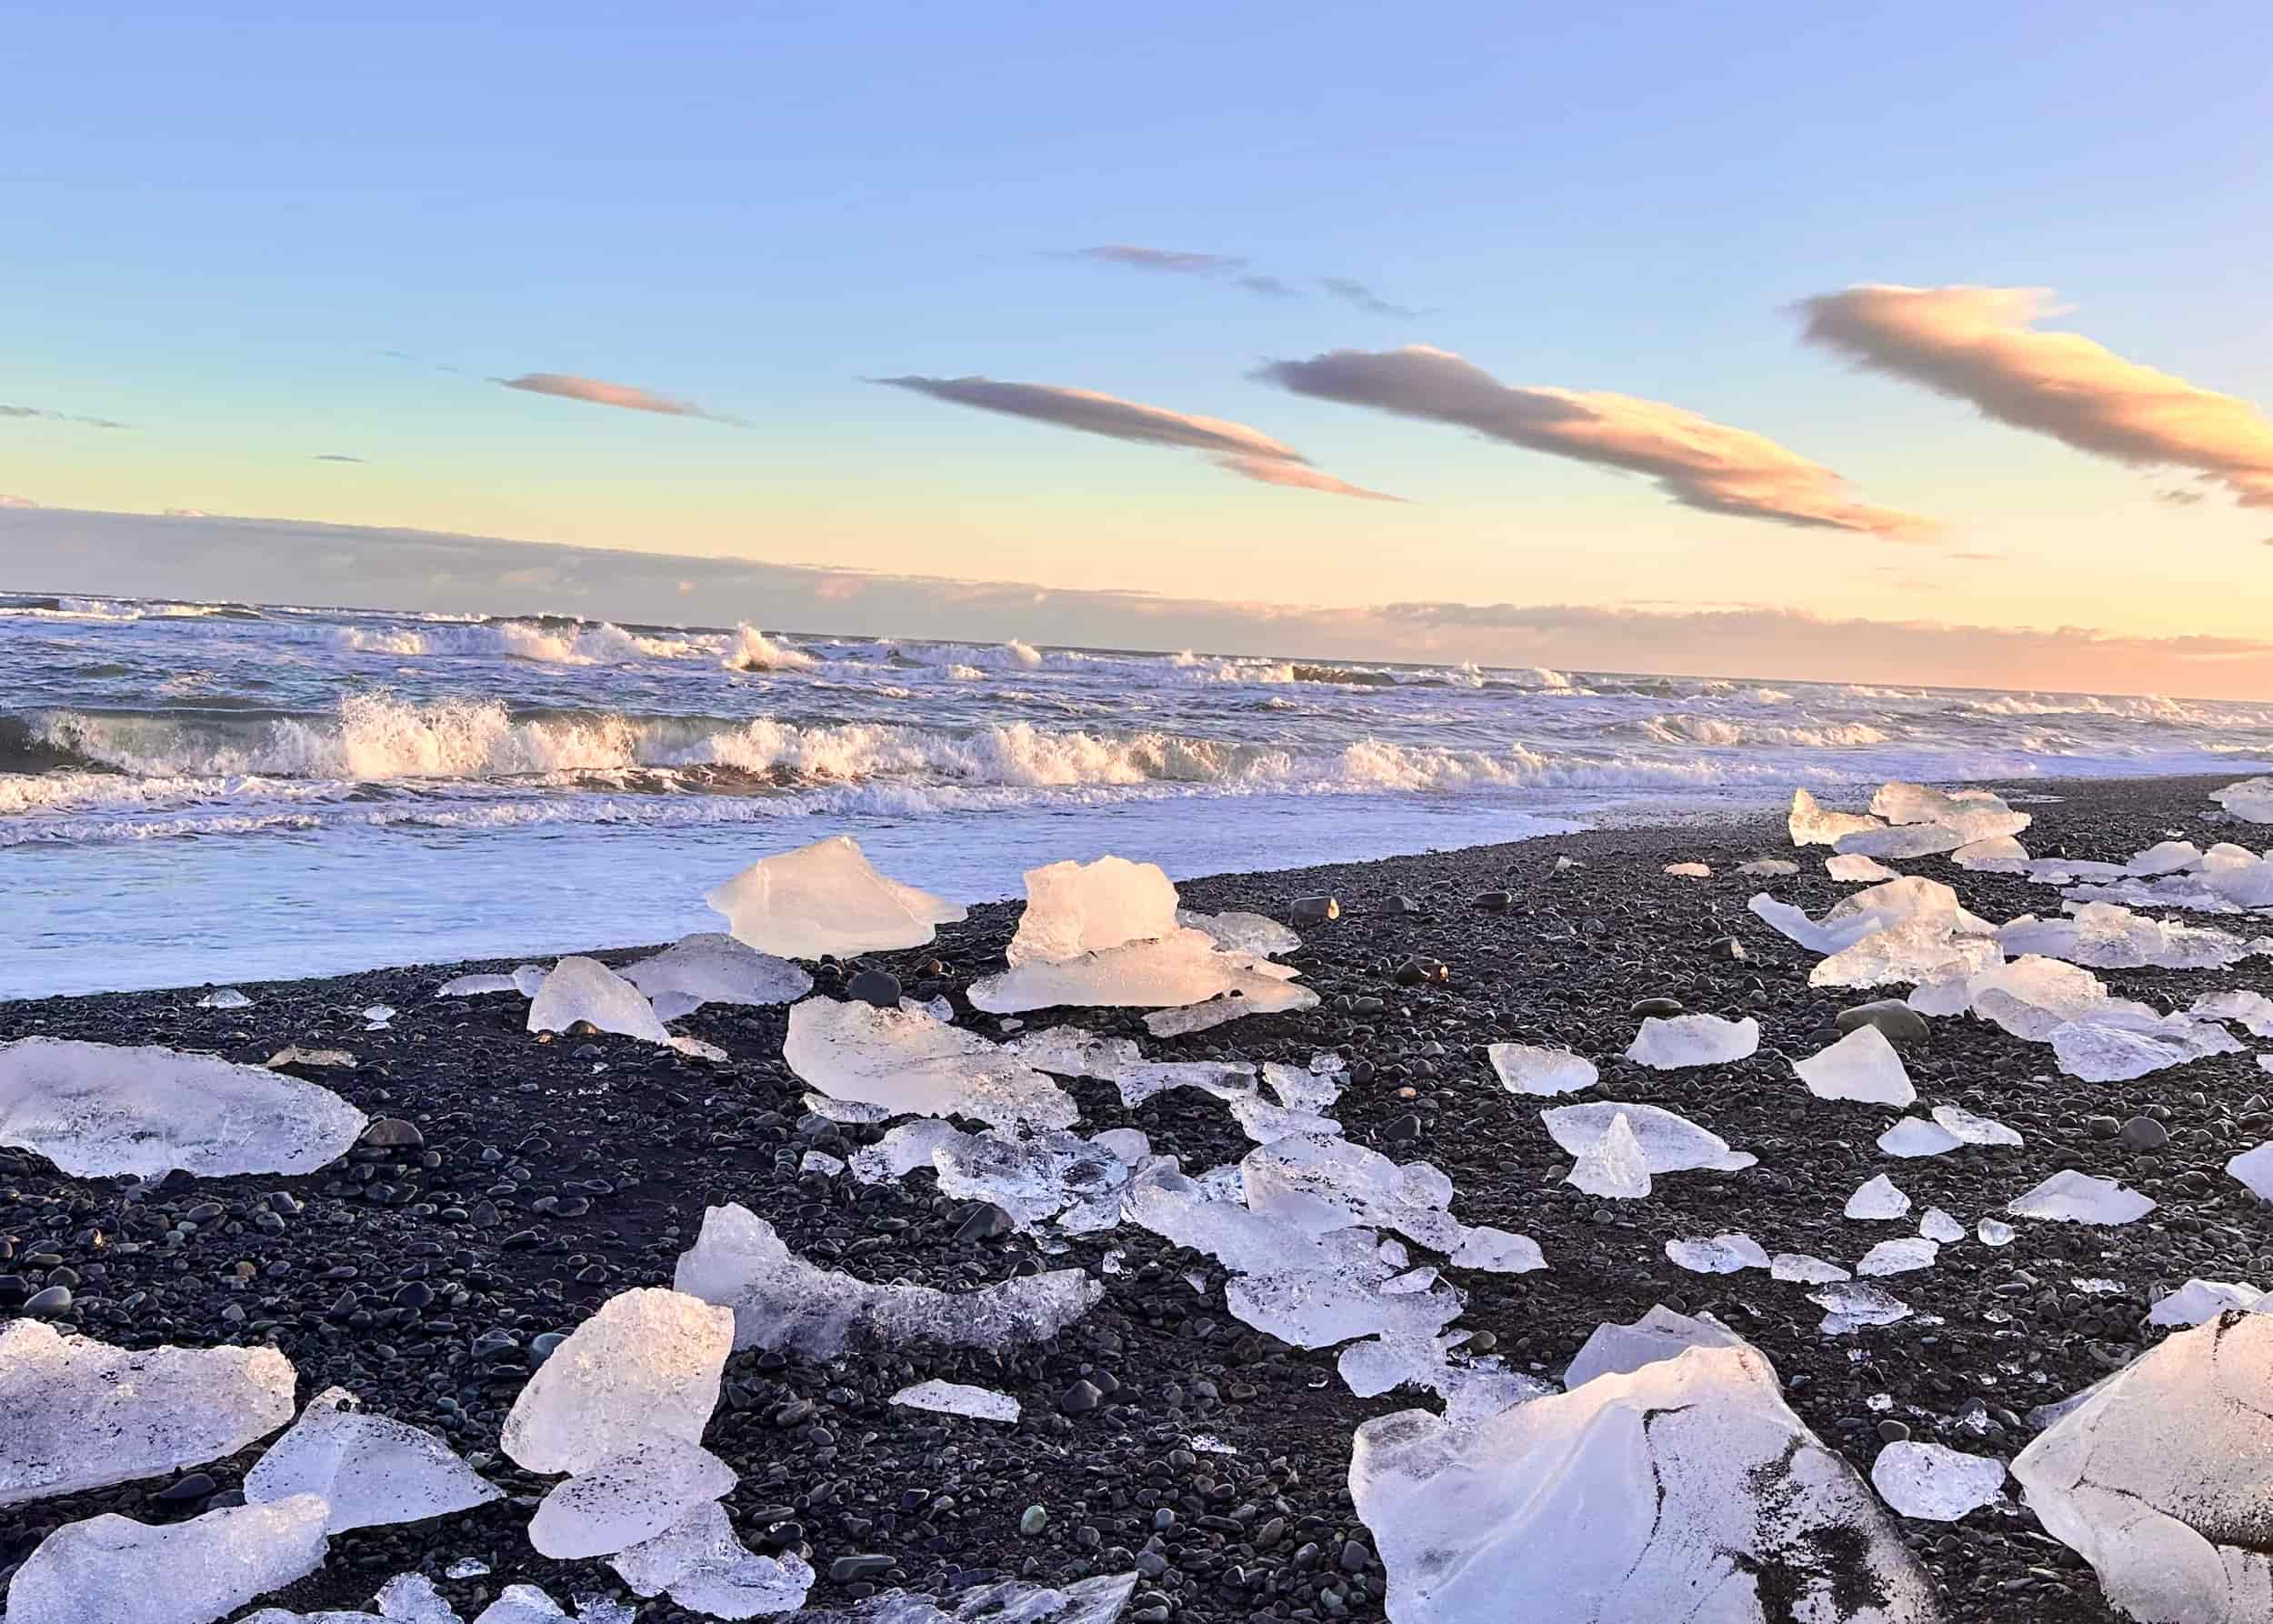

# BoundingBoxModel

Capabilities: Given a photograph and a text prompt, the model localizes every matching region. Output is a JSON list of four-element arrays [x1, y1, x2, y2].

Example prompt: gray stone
[[2118, 1116, 2170, 1152], [358, 1118, 424, 1149], [1290, 896, 1340, 923], [846, 967, 901, 1009], [1836, 1000, 1931, 1048]]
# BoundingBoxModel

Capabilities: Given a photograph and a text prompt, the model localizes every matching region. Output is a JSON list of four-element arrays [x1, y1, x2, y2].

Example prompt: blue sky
[[5, 0, 2272, 663]]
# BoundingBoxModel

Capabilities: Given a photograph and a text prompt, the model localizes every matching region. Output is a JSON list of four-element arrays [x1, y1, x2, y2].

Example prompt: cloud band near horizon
[[495, 372, 743, 426]]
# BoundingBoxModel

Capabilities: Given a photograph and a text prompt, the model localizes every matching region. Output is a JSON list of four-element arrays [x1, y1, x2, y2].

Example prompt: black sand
[[5, 774, 2270, 1623]]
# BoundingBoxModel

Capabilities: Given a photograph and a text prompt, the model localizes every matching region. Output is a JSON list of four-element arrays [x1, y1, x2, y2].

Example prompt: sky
[[5, 1, 2272, 689]]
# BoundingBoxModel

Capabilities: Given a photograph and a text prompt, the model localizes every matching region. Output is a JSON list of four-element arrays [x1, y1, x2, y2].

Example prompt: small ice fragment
[[244, 1386, 499, 1533], [1178, 907, 1302, 956], [2146, 1279, 2267, 1327], [1664, 1233, 1769, 1274], [1625, 1013, 1759, 1069], [1810, 1281, 1912, 1335], [2006, 1169, 2155, 1225], [1771, 1253, 1851, 1284], [1951, 835, 2029, 870], [197, 987, 253, 1009], [1487, 1042, 1597, 1097], [1930, 1104, 2023, 1147], [1857, 1238, 1938, 1277], [438, 972, 518, 997], [5, 1496, 330, 1624], [801, 1091, 895, 1124], [446, 1559, 492, 1579], [609, 1501, 816, 1614], [1918, 1207, 1965, 1244], [527, 958, 667, 1044], [1663, 861, 1712, 878], [1448, 1226, 1547, 1274], [1977, 1218, 2014, 1247], [890, 1379, 1020, 1422], [1382, 1266, 1442, 1295], [1793, 1025, 1915, 1108], [1845, 1174, 1911, 1219], [706, 834, 965, 958], [1737, 858, 1799, 876], [783, 997, 1076, 1129], [1541, 1101, 1753, 1174], [1877, 1117, 1963, 1158], [1789, 787, 1883, 847], [669, 1035, 729, 1064], [2225, 1140, 2273, 1200], [620, 932, 813, 1010], [1565, 1110, 1650, 1198], [1561, 1305, 1740, 1388], [797, 1150, 845, 1177], [1870, 1441, 2006, 1520], [1827, 853, 1900, 882], [362, 1004, 396, 1029], [527, 1436, 736, 1559], [511, 964, 547, 997]]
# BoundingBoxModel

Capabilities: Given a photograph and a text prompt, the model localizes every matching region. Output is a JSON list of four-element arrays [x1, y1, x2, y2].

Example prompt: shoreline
[[3, 771, 2269, 1621]]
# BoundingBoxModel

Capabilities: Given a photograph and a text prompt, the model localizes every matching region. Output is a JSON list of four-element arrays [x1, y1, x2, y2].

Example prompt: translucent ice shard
[[1565, 1110, 1651, 1198], [438, 971, 520, 997], [1793, 1025, 1915, 1107], [0, 1037, 367, 1179], [2129, 839, 2206, 877], [2147, 1279, 2267, 1328], [1827, 853, 1900, 882], [0, 1321, 296, 1508], [1355, 1340, 1936, 1623], [1810, 1281, 1913, 1335], [2196, 989, 2273, 1038], [1006, 1025, 1257, 1108], [500, 1288, 734, 1477], [1541, 1101, 1755, 1175], [673, 1204, 1100, 1355], [197, 987, 254, 1009], [2224, 1140, 2273, 1200], [610, 1499, 816, 1616], [1006, 855, 1179, 965], [2211, 776, 2273, 823], [1448, 1226, 1547, 1274], [1918, 1207, 1966, 1243], [1871, 1441, 2006, 1521], [1664, 1233, 1769, 1274], [1835, 823, 1968, 859], [1857, 1238, 1938, 1277], [1931, 1104, 2023, 1147], [1788, 787, 1884, 847], [784, 997, 1077, 1129], [2013, 1314, 2273, 1623], [2049, 1010, 2242, 1082], [1177, 907, 1302, 957], [527, 1435, 736, 1559], [2007, 1170, 2155, 1225], [245, 1386, 498, 1532], [526, 957, 668, 1044], [5, 1495, 330, 1624], [1242, 1132, 1465, 1250], [1977, 1218, 2014, 1246], [890, 1380, 1021, 1421], [1771, 1253, 1852, 1284], [620, 932, 813, 1011], [1999, 903, 2259, 971], [1663, 861, 1712, 877], [1487, 1042, 1597, 1096], [1624, 1013, 1758, 1068], [706, 834, 965, 959], [1810, 920, 2001, 990], [972, 927, 1316, 1024], [1952, 835, 2029, 870], [1877, 1117, 1962, 1158], [1845, 1174, 1911, 1219], [1968, 955, 2116, 1040], [1562, 1305, 1741, 1388]]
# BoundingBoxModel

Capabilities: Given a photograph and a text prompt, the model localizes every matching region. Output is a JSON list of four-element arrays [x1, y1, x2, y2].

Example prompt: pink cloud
[[1800, 286, 2273, 508], [0, 494, 35, 509], [496, 373, 741, 426]]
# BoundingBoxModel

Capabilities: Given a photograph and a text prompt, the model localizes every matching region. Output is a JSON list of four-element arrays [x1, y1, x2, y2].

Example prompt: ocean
[[6, 590, 2269, 999]]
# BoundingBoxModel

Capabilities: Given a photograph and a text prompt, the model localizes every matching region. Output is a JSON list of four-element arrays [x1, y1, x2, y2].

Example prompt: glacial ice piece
[[0, 1321, 296, 1508], [2008, 1170, 2155, 1225], [2050, 1010, 2243, 1082], [526, 957, 668, 1044], [471, 1589, 636, 1624], [1224, 1232, 1467, 1349], [1771, 1253, 1852, 1284], [1177, 907, 1301, 956], [620, 932, 813, 1010], [244, 1386, 498, 1532], [1143, 981, 1322, 1036], [0, 1037, 367, 1179], [499, 1288, 734, 1476], [2014, 1313, 2273, 1623], [1810, 1281, 1913, 1335], [1565, 1110, 1651, 1198], [1355, 1340, 1936, 1623], [1952, 835, 2029, 870], [2129, 839, 2207, 877], [1263, 1053, 1346, 1113], [707, 835, 965, 958], [925, 1125, 1136, 1230], [438, 972, 520, 997], [1338, 1332, 1552, 1420], [2225, 1141, 2273, 1200], [673, 1204, 1100, 1355], [1857, 1238, 1938, 1277], [1978, 1218, 2014, 1246], [1007, 856, 1180, 965], [1871, 1442, 2006, 1521], [1871, 781, 1977, 826], [1563, 1306, 1741, 1388], [1449, 1226, 1547, 1273], [890, 1380, 1021, 1421], [197, 987, 254, 1008], [1793, 1025, 1915, 1107], [1224, 1090, 1341, 1144], [1999, 903, 2260, 971], [2148, 1279, 2268, 1328], [1241, 1132, 1464, 1250], [1625, 1013, 1758, 1068], [528, 1436, 736, 1559], [761, 1574, 1138, 1624], [1487, 1042, 1597, 1096], [1788, 787, 1884, 847], [2211, 777, 2273, 824], [4, 1495, 331, 1624], [1827, 853, 1900, 882], [1877, 1117, 1962, 1158], [1006, 1025, 1257, 1108], [1810, 921, 2000, 990], [971, 926, 1316, 1023], [1835, 823, 1968, 859], [1737, 857, 1799, 877], [784, 997, 1077, 1129], [1918, 1207, 1966, 1243], [2196, 990, 2273, 1038], [1968, 956, 2114, 1040], [511, 964, 547, 997], [1664, 1233, 1769, 1274], [1541, 1101, 1755, 1175], [1931, 1104, 2023, 1147], [1663, 861, 1712, 878], [610, 1500, 816, 1615], [1845, 1174, 1911, 1219]]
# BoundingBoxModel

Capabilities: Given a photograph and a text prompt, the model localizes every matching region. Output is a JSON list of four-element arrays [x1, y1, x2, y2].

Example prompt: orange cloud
[[1800, 286, 2273, 508], [876, 375, 1395, 501], [1257, 346, 1932, 537], [496, 372, 741, 425]]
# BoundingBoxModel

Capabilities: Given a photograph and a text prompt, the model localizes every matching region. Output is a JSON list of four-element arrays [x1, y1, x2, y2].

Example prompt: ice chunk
[[1663, 861, 1712, 877], [2129, 839, 2207, 876], [1625, 1012, 1758, 1068], [890, 1380, 1021, 1422], [1918, 1207, 1966, 1243], [1177, 907, 1301, 956], [706, 835, 964, 958], [1871, 1441, 2006, 1521], [1952, 834, 2029, 870], [1487, 1042, 1597, 1096], [197, 987, 254, 1008], [0, 1322, 296, 1508], [2050, 1009, 2243, 1082], [1562, 1306, 1741, 1388], [1738, 857, 1800, 876], [755, 1574, 1137, 1624], [1827, 853, 1899, 882], [528, 1435, 736, 1559], [0, 1037, 366, 1179], [1968, 955, 2113, 1040], [1224, 1233, 1467, 1349], [1931, 1103, 2023, 1147], [1664, 1233, 1769, 1274], [1142, 980, 1322, 1036], [2148, 1279, 2267, 1328], [972, 926, 1316, 1022], [672, 1034, 729, 1064], [1772, 1253, 1852, 1284], [610, 1500, 816, 1616], [1810, 1281, 1913, 1335], [471, 1588, 635, 1624], [1836, 822, 1968, 859], [1788, 787, 1884, 847], [500, 1288, 734, 1476], [2000, 903, 2259, 971], [1877, 1117, 1962, 1158], [673, 1204, 1100, 1355], [2224, 1141, 2273, 1200], [2014, 1314, 2273, 1622], [2197, 989, 2273, 1038], [1264, 1054, 1346, 1113], [2007, 1170, 2155, 1225], [1006, 1025, 1256, 1108], [2211, 776, 2273, 823], [526, 957, 668, 1043], [1448, 1225, 1547, 1274], [1810, 921, 2001, 990], [1871, 781, 1973, 825], [1845, 1174, 1911, 1219], [1338, 1332, 1552, 1419], [1541, 1101, 1755, 1174], [1857, 1238, 1938, 1277], [438, 972, 519, 997], [245, 1386, 498, 1532], [1356, 1340, 1934, 1623], [1565, 1110, 1650, 1198], [510, 964, 547, 996], [785, 997, 1076, 1129], [1223, 1090, 1340, 1144], [1242, 1133, 1464, 1250], [1793, 1025, 1915, 1107], [620, 932, 813, 1010], [5, 1496, 329, 1624], [1008, 856, 1180, 964], [926, 1125, 1136, 1230], [1978, 1218, 2014, 1246]]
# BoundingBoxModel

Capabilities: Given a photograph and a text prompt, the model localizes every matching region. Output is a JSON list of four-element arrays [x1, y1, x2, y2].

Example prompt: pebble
[[1019, 1504, 1049, 1536], [846, 967, 901, 1009], [1837, 1000, 1931, 1048], [1290, 895, 1340, 923], [359, 1118, 425, 1149], [1061, 1379, 1104, 1414], [1628, 997, 1684, 1018], [2117, 1116, 2169, 1152], [23, 1285, 72, 1316]]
